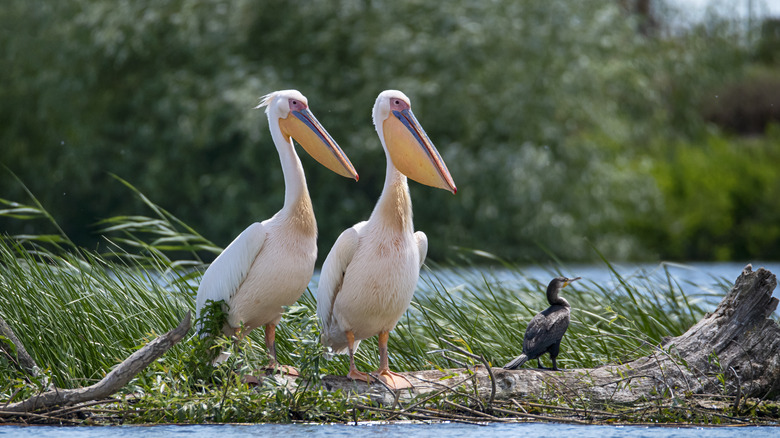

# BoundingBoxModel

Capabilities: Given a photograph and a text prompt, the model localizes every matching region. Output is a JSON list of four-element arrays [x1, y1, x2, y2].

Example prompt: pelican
[[195, 90, 358, 374], [317, 90, 456, 389]]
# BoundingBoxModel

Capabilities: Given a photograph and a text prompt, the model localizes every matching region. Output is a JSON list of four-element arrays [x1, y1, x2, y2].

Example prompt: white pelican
[[195, 90, 358, 374], [317, 90, 456, 389]]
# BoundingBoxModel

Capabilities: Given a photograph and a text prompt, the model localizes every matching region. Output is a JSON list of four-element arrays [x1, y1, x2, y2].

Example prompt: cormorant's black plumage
[[503, 276, 580, 371]]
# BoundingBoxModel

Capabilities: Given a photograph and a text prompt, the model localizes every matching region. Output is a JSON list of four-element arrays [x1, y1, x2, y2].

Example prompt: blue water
[[419, 261, 780, 315], [4, 262, 777, 437], [1, 423, 778, 437]]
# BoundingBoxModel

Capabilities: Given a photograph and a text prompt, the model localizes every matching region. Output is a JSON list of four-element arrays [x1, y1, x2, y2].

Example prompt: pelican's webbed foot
[[373, 369, 413, 390], [263, 363, 300, 376], [347, 368, 373, 384]]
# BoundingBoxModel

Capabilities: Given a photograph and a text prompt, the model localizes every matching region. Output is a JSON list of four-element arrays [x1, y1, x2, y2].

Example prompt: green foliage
[[2, 0, 775, 263], [0, 190, 724, 424], [389, 254, 710, 372], [0, 238, 190, 388], [187, 299, 231, 380], [195, 299, 230, 339], [701, 66, 780, 135], [650, 127, 780, 260], [755, 18, 780, 65], [0, 196, 364, 423]]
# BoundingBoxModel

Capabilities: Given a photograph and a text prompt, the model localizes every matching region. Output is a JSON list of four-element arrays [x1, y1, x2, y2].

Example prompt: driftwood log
[[2, 266, 778, 418], [1, 311, 191, 414], [312, 265, 780, 406], [0, 314, 40, 378]]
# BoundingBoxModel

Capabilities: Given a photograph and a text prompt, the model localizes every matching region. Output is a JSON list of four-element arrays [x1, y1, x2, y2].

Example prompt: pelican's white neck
[[268, 115, 315, 229], [369, 126, 413, 233]]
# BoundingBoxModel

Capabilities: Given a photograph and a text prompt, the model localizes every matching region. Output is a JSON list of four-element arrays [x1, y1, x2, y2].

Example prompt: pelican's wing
[[317, 221, 366, 344], [414, 231, 428, 269], [195, 222, 267, 330]]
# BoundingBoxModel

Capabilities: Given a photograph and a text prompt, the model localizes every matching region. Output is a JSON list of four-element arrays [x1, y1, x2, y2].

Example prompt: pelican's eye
[[389, 98, 409, 111], [289, 99, 306, 112]]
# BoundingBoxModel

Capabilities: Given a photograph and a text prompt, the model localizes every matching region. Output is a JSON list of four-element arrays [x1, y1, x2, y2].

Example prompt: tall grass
[[382, 256, 714, 374], [0, 182, 724, 422], [0, 208, 195, 389]]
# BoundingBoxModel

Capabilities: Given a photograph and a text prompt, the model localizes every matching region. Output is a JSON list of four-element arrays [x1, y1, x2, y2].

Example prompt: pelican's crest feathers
[[255, 92, 276, 113]]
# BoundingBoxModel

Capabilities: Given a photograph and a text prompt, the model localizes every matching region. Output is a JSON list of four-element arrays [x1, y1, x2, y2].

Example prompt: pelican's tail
[[320, 332, 358, 359], [503, 353, 529, 370]]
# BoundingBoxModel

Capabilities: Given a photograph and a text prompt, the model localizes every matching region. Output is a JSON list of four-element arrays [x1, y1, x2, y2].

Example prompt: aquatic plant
[[1, 185, 767, 426]]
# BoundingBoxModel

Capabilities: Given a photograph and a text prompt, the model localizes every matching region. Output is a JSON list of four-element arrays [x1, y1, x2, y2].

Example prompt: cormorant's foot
[[347, 368, 373, 384], [372, 369, 413, 390]]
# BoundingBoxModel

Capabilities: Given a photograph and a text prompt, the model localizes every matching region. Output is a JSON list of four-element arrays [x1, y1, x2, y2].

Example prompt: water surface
[[418, 261, 780, 315]]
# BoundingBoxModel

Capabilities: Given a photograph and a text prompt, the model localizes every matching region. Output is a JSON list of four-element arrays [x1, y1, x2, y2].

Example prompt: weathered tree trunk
[[1, 312, 191, 413], [3, 266, 777, 415], [0, 314, 40, 377], [317, 265, 780, 406]]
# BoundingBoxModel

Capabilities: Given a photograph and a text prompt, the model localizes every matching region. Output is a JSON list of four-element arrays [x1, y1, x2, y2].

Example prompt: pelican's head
[[373, 90, 456, 194], [257, 90, 358, 181]]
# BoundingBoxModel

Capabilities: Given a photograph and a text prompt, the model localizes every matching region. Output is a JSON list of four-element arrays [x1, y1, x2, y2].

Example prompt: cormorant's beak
[[382, 108, 456, 194], [279, 108, 359, 181], [563, 277, 582, 287]]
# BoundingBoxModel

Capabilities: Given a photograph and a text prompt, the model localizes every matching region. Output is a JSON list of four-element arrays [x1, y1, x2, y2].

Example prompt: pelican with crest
[[195, 90, 358, 374], [317, 90, 456, 389]]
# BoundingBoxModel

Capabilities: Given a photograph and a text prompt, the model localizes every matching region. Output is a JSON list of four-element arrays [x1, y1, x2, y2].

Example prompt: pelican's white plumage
[[317, 90, 455, 388], [195, 89, 357, 371]]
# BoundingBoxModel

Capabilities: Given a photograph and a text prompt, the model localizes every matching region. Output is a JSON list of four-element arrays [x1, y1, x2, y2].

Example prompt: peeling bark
[[2, 312, 191, 413]]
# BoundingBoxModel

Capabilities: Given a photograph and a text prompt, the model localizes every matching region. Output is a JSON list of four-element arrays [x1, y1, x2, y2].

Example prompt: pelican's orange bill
[[280, 108, 358, 180], [383, 108, 456, 193]]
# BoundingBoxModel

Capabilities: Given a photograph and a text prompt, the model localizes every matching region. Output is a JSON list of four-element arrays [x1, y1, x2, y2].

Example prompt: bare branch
[[1, 311, 191, 414], [0, 314, 39, 377]]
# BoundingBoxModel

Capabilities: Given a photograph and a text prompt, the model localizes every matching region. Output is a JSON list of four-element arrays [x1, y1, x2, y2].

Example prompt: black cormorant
[[503, 276, 581, 371]]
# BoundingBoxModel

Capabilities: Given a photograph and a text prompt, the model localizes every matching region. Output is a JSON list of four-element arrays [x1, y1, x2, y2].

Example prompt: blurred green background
[[2, 0, 779, 263]]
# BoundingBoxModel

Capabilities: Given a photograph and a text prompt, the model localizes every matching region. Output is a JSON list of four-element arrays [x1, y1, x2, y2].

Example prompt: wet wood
[[1, 312, 191, 413]]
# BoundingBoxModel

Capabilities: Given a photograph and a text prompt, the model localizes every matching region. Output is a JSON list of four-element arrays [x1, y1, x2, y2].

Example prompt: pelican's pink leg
[[264, 323, 298, 376], [372, 331, 412, 389], [345, 330, 371, 383]]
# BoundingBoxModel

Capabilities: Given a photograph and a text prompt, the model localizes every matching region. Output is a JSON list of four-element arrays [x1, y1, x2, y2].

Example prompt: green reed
[[0, 183, 726, 423]]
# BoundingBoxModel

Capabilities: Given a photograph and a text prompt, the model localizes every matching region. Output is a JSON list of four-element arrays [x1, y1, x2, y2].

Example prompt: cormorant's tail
[[503, 353, 529, 370]]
